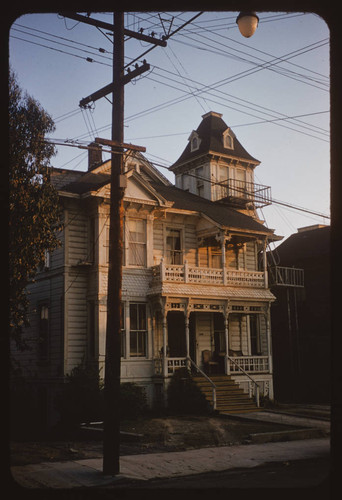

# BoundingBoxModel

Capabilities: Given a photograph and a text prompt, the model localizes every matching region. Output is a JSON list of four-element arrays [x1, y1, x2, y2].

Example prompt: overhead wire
[[11, 16, 329, 144], [170, 12, 329, 87], [44, 137, 330, 222]]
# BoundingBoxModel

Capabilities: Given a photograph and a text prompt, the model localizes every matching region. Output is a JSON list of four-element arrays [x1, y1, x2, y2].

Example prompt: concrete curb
[[248, 427, 329, 444]]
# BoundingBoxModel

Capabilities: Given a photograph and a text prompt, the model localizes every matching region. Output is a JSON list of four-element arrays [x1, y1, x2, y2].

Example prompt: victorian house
[[14, 111, 281, 425]]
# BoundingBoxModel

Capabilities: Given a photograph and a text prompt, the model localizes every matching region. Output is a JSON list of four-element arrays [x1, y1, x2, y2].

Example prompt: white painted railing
[[151, 260, 265, 288], [167, 357, 187, 374], [227, 356, 260, 407], [228, 356, 269, 373]]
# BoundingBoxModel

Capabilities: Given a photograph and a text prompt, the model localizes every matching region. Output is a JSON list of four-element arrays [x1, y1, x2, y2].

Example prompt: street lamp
[[236, 11, 259, 38]]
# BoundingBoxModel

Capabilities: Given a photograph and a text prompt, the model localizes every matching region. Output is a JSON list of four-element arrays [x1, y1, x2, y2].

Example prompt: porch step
[[193, 374, 260, 414]]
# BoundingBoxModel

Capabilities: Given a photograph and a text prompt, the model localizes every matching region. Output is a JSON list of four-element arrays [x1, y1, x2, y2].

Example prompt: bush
[[120, 382, 147, 419], [167, 368, 210, 415], [55, 363, 104, 431]]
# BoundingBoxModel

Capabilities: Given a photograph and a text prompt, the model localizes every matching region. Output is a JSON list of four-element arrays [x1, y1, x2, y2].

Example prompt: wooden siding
[[66, 207, 89, 266], [64, 270, 88, 373]]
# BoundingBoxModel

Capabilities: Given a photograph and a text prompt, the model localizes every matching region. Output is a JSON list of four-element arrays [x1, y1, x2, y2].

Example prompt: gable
[[125, 175, 160, 203]]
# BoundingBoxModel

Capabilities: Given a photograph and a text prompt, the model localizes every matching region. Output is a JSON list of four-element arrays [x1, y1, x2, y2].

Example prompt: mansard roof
[[170, 111, 259, 171]]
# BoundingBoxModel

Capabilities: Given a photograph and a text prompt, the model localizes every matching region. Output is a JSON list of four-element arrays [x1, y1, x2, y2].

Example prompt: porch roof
[[148, 283, 276, 301]]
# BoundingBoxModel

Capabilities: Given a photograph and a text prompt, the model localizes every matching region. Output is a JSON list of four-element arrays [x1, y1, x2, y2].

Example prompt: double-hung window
[[129, 303, 147, 357], [166, 228, 182, 265], [127, 219, 146, 267]]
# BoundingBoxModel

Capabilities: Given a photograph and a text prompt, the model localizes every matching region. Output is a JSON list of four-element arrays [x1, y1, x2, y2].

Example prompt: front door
[[167, 311, 186, 357]]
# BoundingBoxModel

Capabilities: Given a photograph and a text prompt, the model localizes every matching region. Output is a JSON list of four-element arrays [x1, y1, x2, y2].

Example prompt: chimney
[[88, 142, 102, 170]]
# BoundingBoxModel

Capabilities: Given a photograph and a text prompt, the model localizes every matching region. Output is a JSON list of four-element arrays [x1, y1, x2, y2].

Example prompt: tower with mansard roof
[[169, 111, 271, 212]]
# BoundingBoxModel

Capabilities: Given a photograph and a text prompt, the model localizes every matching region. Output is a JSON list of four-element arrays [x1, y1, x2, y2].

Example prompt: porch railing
[[227, 356, 260, 407], [187, 357, 217, 411], [153, 357, 187, 375], [151, 261, 265, 288], [167, 357, 187, 374], [228, 355, 269, 373]]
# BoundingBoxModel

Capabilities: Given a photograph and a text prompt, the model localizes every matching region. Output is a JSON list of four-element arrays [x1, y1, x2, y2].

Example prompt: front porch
[[151, 301, 273, 385]]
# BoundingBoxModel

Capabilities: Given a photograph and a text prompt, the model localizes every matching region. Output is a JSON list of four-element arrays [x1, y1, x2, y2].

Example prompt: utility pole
[[59, 10, 205, 476], [60, 10, 166, 476], [102, 11, 125, 475]]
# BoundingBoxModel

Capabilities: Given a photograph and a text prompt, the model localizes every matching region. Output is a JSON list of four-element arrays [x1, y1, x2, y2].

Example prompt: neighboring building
[[269, 225, 331, 403], [12, 111, 282, 427]]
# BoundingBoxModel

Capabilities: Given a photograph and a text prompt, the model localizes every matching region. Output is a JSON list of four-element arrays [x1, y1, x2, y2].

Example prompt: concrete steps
[[193, 374, 260, 414]]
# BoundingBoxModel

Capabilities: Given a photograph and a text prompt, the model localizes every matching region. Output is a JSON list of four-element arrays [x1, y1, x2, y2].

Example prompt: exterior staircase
[[193, 374, 260, 414]]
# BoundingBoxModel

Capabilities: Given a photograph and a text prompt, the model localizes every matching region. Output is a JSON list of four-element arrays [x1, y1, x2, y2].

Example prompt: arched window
[[224, 134, 233, 149]]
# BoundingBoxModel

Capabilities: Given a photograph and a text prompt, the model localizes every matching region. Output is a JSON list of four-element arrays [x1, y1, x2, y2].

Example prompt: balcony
[[269, 266, 304, 288], [151, 260, 266, 288], [218, 179, 272, 209]]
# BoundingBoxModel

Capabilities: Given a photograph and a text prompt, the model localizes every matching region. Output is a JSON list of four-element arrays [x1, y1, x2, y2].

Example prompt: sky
[[9, 11, 331, 244]]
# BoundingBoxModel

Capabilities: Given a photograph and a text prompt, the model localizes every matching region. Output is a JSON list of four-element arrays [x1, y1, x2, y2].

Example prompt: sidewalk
[[11, 437, 330, 488], [10, 407, 331, 489]]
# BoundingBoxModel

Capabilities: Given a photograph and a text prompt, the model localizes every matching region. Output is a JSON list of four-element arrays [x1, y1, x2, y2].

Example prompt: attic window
[[189, 131, 201, 152], [224, 133, 233, 149]]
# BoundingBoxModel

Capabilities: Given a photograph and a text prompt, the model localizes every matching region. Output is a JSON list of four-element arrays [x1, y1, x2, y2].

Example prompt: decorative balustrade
[[167, 357, 187, 374], [228, 355, 269, 373], [151, 261, 265, 288]]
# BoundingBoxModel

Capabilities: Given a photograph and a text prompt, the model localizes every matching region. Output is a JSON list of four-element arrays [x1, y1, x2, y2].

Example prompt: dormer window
[[189, 130, 201, 152], [223, 129, 234, 150]]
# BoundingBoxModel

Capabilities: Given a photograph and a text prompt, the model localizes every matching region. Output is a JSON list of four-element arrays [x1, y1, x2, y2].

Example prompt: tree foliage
[[9, 70, 62, 348]]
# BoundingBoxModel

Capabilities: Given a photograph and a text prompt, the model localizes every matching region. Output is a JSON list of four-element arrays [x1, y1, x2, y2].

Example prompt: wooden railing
[[188, 357, 217, 410], [153, 357, 187, 376], [151, 260, 265, 288], [228, 355, 269, 373], [227, 356, 260, 407]]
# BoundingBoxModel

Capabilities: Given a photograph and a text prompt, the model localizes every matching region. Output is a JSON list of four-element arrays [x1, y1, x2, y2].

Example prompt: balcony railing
[[219, 179, 272, 208], [269, 266, 304, 288], [151, 260, 266, 288]]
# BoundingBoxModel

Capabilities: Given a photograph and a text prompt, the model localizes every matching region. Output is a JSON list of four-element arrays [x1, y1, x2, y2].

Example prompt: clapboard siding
[[245, 241, 257, 271], [184, 223, 197, 265], [65, 270, 88, 371], [67, 210, 88, 265]]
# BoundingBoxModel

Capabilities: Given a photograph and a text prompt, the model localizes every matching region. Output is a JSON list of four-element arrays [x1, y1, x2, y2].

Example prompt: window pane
[[130, 304, 138, 331], [130, 331, 138, 356], [128, 219, 146, 266], [138, 304, 146, 330], [138, 331, 146, 356]]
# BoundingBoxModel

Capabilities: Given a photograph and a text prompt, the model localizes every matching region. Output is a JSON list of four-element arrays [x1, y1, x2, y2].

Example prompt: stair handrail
[[227, 356, 260, 407], [187, 357, 217, 411]]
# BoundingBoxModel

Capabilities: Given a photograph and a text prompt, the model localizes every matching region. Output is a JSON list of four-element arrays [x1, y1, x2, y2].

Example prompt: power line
[[146, 64, 329, 135], [45, 138, 330, 220], [10, 35, 111, 67]]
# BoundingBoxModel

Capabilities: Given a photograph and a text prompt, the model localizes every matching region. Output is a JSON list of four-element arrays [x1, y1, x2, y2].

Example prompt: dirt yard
[[10, 415, 301, 466]]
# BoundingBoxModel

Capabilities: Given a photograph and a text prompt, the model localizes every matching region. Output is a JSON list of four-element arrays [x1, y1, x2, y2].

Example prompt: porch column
[[185, 312, 190, 368], [162, 309, 168, 377], [221, 234, 227, 285], [224, 302, 230, 374], [265, 303, 273, 373]]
